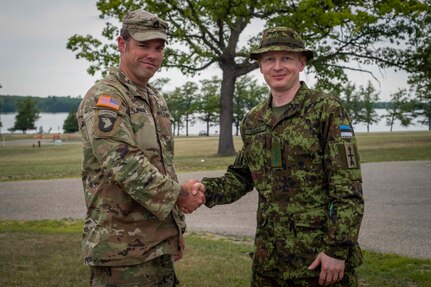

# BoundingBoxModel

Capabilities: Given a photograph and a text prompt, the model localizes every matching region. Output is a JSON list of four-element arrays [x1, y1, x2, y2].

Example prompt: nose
[[146, 48, 157, 59], [273, 58, 283, 70]]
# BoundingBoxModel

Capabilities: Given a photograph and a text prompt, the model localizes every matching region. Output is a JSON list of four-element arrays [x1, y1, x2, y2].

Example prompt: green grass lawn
[[0, 220, 430, 287], [0, 131, 430, 181]]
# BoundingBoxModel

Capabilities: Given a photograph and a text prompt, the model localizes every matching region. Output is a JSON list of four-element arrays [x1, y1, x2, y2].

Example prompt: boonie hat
[[122, 9, 168, 42], [250, 27, 314, 61]]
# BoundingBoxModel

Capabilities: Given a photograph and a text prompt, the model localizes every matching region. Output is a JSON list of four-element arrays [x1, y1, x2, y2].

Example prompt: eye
[[138, 43, 150, 49], [263, 56, 274, 63], [281, 56, 292, 62]]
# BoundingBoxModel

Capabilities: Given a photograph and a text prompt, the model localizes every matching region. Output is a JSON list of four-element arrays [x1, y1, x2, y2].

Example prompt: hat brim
[[250, 46, 314, 62], [129, 30, 167, 43]]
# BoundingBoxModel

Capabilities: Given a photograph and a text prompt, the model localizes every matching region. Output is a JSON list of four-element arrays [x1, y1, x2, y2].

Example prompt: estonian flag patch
[[339, 124, 353, 138]]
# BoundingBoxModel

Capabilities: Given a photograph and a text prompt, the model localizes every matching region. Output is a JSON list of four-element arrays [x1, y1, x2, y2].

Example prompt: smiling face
[[259, 50, 306, 95], [118, 37, 165, 86]]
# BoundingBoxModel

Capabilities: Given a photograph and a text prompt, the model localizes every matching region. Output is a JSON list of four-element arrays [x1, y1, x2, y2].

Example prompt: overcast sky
[[0, 1, 410, 101]]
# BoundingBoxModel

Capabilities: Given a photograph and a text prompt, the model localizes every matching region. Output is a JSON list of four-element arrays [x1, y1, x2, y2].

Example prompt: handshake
[[176, 179, 206, 214]]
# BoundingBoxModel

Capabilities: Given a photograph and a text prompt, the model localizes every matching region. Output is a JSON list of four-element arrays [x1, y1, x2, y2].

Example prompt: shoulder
[[302, 86, 345, 112], [243, 100, 268, 124], [80, 75, 129, 113]]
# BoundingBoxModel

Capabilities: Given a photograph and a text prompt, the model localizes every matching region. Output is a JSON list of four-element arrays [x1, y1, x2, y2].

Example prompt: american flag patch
[[96, 95, 121, 110]]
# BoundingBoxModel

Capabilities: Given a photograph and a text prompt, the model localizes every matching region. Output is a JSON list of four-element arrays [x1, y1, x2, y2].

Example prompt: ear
[[118, 36, 126, 53], [259, 61, 264, 74], [299, 54, 307, 71]]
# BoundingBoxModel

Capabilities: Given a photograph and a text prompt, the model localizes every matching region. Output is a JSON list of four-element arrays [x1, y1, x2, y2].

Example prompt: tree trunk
[[217, 69, 236, 155]]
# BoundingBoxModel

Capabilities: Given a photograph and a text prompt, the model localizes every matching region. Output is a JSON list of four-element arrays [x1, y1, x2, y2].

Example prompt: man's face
[[118, 37, 165, 85], [259, 50, 306, 93]]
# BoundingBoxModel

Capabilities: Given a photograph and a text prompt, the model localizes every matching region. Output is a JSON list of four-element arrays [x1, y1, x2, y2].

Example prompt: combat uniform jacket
[[77, 67, 185, 266], [202, 82, 364, 279]]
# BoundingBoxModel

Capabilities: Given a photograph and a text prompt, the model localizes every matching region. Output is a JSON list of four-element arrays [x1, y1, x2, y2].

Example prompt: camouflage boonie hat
[[122, 9, 168, 42], [250, 27, 314, 61]]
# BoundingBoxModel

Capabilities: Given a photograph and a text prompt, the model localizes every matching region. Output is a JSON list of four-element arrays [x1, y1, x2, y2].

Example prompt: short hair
[[120, 28, 132, 42]]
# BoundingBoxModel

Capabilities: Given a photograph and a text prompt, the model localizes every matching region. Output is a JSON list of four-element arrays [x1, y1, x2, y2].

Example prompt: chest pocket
[[129, 104, 159, 153], [243, 125, 268, 181]]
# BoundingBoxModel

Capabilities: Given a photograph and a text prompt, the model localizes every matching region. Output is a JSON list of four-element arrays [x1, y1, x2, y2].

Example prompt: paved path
[[0, 161, 430, 259]]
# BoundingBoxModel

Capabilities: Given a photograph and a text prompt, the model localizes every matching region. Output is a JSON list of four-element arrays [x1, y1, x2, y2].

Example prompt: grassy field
[[0, 131, 430, 181], [0, 220, 430, 287]]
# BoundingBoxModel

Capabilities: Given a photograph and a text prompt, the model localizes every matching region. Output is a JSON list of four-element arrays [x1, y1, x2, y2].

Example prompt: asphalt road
[[0, 161, 430, 259]]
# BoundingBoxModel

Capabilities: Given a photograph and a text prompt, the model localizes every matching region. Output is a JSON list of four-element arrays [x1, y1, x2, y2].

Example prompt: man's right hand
[[176, 179, 206, 213]]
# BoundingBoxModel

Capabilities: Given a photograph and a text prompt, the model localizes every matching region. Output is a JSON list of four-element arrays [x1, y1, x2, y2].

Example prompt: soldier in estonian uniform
[[76, 9, 205, 287], [200, 27, 364, 286]]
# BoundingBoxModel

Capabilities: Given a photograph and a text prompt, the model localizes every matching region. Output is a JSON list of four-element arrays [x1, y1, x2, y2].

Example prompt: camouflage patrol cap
[[250, 27, 314, 61], [122, 9, 168, 42]]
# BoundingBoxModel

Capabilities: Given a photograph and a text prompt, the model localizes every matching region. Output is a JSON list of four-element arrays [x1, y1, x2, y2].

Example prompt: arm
[[202, 148, 254, 207], [309, 103, 364, 285], [82, 92, 199, 220], [322, 105, 364, 259]]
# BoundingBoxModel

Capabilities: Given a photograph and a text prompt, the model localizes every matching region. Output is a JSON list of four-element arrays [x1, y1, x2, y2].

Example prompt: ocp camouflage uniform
[[202, 82, 364, 284], [77, 67, 185, 269]]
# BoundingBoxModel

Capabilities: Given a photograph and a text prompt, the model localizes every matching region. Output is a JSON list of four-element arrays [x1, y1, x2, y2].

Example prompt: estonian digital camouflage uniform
[[77, 65, 186, 280], [202, 27, 364, 286]]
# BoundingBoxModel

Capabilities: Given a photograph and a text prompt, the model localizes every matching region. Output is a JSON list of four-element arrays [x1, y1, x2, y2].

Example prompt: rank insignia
[[98, 110, 117, 132], [344, 143, 357, 168]]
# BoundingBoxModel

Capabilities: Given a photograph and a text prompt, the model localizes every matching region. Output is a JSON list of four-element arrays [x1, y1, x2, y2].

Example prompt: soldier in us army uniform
[[76, 9, 205, 287], [199, 27, 364, 286]]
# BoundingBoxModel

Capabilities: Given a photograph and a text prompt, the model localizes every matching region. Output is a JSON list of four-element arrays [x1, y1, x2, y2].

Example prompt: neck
[[271, 82, 301, 107], [119, 63, 149, 87]]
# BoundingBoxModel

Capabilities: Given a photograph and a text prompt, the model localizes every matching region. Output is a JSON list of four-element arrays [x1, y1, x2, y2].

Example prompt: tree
[[384, 89, 414, 132], [405, 0, 431, 130], [179, 82, 199, 136], [165, 89, 185, 136], [357, 81, 380, 132], [63, 108, 79, 133], [197, 77, 220, 136], [12, 98, 40, 134], [67, 0, 429, 154], [233, 75, 268, 136], [165, 82, 199, 136]]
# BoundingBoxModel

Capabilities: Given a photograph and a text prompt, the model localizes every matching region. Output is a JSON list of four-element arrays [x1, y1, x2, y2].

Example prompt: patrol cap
[[122, 9, 168, 42], [250, 27, 314, 62]]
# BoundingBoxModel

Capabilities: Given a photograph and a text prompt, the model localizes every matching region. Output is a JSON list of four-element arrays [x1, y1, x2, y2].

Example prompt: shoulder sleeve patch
[[96, 95, 121, 111]]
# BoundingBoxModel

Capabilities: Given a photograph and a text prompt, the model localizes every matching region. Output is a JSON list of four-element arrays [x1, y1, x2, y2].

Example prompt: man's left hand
[[308, 252, 345, 286]]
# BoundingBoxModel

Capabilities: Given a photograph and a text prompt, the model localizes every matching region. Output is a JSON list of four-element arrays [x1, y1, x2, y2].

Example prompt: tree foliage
[[63, 109, 79, 133], [0, 95, 81, 113], [405, 0, 431, 130], [233, 75, 268, 136], [383, 89, 415, 132], [67, 0, 430, 153], [197, 76, 221, 136], [357, 81, 381, 132], [12, 98, 40, 134]]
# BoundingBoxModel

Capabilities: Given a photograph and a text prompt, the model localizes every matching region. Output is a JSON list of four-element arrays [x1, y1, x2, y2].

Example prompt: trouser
[[90, 255, 178, 287], [251, 268, 358, 287]]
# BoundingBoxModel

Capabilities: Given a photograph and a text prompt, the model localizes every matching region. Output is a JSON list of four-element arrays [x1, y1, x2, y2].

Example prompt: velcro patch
[[96, 95, 121, 110], [344, 143, 358, 168], [98, 110, 117, 132], [339, 125, 353, 138]]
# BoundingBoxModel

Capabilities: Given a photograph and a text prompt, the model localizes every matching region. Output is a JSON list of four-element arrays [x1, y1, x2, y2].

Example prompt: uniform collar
[[262, 81, 309, 127], [109, 67, 151, 103]]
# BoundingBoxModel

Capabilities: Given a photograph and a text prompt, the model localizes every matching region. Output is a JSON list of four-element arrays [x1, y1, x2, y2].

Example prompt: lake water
[[0, 110, 428, 135]]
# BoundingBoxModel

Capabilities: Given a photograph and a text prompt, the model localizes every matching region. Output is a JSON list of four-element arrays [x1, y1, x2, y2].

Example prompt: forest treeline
[[0, 94, 392, 113], [0, 95, 81, 113]]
